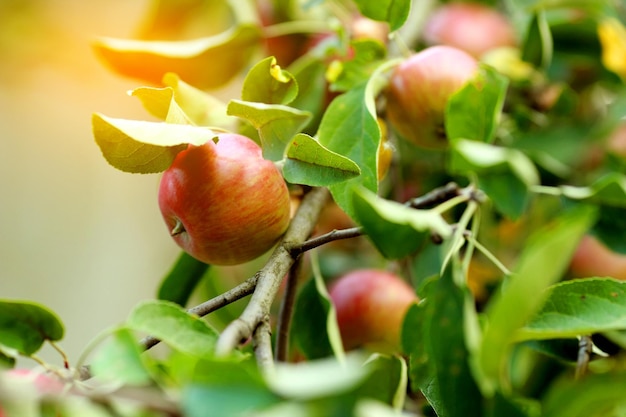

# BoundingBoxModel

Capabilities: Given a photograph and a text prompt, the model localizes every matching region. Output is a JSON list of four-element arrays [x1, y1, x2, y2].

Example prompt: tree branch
[[215, 186, 330, 360], [140, 276, 258, 350]]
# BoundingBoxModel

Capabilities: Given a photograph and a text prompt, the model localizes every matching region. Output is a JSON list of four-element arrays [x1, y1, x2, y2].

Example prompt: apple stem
[[170, 219, 185, 236]]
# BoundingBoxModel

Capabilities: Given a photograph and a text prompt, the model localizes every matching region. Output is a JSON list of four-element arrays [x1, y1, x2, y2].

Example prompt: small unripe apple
[[385, 46, 479, 149], [158, 133, 291, 265], [329, 269, 418, 352], [569, 235, 626, 280], [423, 2, 517, 59]]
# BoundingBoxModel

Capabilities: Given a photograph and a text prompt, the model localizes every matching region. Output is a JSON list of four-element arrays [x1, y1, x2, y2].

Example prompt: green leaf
[[352, 0, 411, 31], [522, 10, 553, 70], [157, 252, 210, 307], [517, 278, 626, 341], [359, 354, 408, 410], [403, 264, 482, 417], [92, 24, 261, 89], [265, 353, 370, 400], [0, 348, 15, 369], [319, 82, 380, 218], [0, 300, 64, 356], [331, 40, 387, 93], [445, 65, 509, 143], [291, 257, 345, 361], [542, 371, 626, 417], [449, 139, 540, 219], [128, 85, 189, 123], [474, 205, 597, 394], [561, 173, 626, 207], [283, 133, 361, 186], [92, 113, 217, 173], [227, 100, 311, 161], [126, 300, 218, 358], [351, 187, 452, 259], [90, 328, 153, 386], [241, 56, 298, 105], [183, 357, 280, 417]]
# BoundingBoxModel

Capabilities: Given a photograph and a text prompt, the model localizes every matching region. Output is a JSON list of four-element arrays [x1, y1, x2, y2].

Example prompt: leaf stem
[[48, 340, 70, 370]]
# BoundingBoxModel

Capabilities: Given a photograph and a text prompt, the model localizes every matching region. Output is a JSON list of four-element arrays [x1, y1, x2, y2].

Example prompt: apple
[[256, 0, 308, 66], [350, 15, 389, 45], [158, 133, 291, 265], [3, 369, 65, 394], [385, 45, 479, 149], [569, 235, 626, 280], [329, 269, 418, 352], [423, 2, 517, 59]]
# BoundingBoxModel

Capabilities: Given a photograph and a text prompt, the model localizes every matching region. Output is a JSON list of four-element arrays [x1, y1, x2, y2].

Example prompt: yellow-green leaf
[[92, 24, 261, 89], [92, 113, 216, 173]]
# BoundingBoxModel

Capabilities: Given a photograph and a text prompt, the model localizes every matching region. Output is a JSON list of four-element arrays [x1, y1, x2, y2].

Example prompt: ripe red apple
[[329, 269, 418, 352], [569, 235, 626, 280], [423, 2, 517, 59], [385, 46, 479, 149], [158, 133, 291, 265]]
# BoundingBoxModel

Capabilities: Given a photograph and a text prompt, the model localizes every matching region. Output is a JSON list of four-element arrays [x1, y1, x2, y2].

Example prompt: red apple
[[423, 2, 517, 59], [3, 369, 65, 394], [385, 46, 479, 149], [329, 269, 418, 352], [569, 235, 626, 280], [158, 133, 291, 265]]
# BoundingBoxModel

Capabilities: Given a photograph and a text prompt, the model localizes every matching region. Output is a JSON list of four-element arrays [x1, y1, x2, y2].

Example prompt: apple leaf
[[92, 113, 217, 173], [522, 10, 553, 70], [402, 264, 482, 417], [330, 40, 387, 93], [516, 278, 626, 341], [163, 73, 236, 128], [227, 100, 312, 161], [90, 328, 154, 386], [288, 55, 331, 134], [542, 371, 626, 417], [318, 83, 379, 219], [158, 252, 210, 307], [265, 353, 369, 400], [283, 133, 361, 186], [0, 300, 64, 356], [449, 139, 540, 219], [359, 354, 408, 411], [126, 300, 218, 358], [474, 205, 597, 394], [183, 359, 279, 417], [561, 173, 626, 207], [0, 349, 15, 369], [241, 56, 298, 105], [291, 257, 345, 361], [352, 0, 411, 32], [351, 187, 452, 260], [445, 64, 509, 143], [93, 24, 261, 89]]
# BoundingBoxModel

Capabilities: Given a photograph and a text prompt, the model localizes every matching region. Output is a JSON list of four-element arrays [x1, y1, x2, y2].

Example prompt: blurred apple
[[385, 45, 479, 149], [329, 269, 418, 352], [423, 2, 517, 59], [158, 133, 291, 266], [350, 15, 389, 45], [256, 0, 308, 66], [569, 235, 626, 280]]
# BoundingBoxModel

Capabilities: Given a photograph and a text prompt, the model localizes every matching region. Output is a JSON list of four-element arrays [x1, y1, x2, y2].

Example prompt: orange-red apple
[[158, 133, 291, 265], [329, 269, 418, 352], [385, 46, 479, 149], [569, 235, 626, 280], [423, 2, 517, 59]]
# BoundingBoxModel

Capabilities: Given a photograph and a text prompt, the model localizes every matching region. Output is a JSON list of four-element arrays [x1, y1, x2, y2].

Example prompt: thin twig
[[275, 256, 303, 362], [405, 182, 461, 209], [140, 276, 258, 350], [289, 227, 364, 257]]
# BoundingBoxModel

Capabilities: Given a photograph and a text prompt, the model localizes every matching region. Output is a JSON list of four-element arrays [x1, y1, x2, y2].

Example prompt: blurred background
[[0, 0, 183, 365]]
